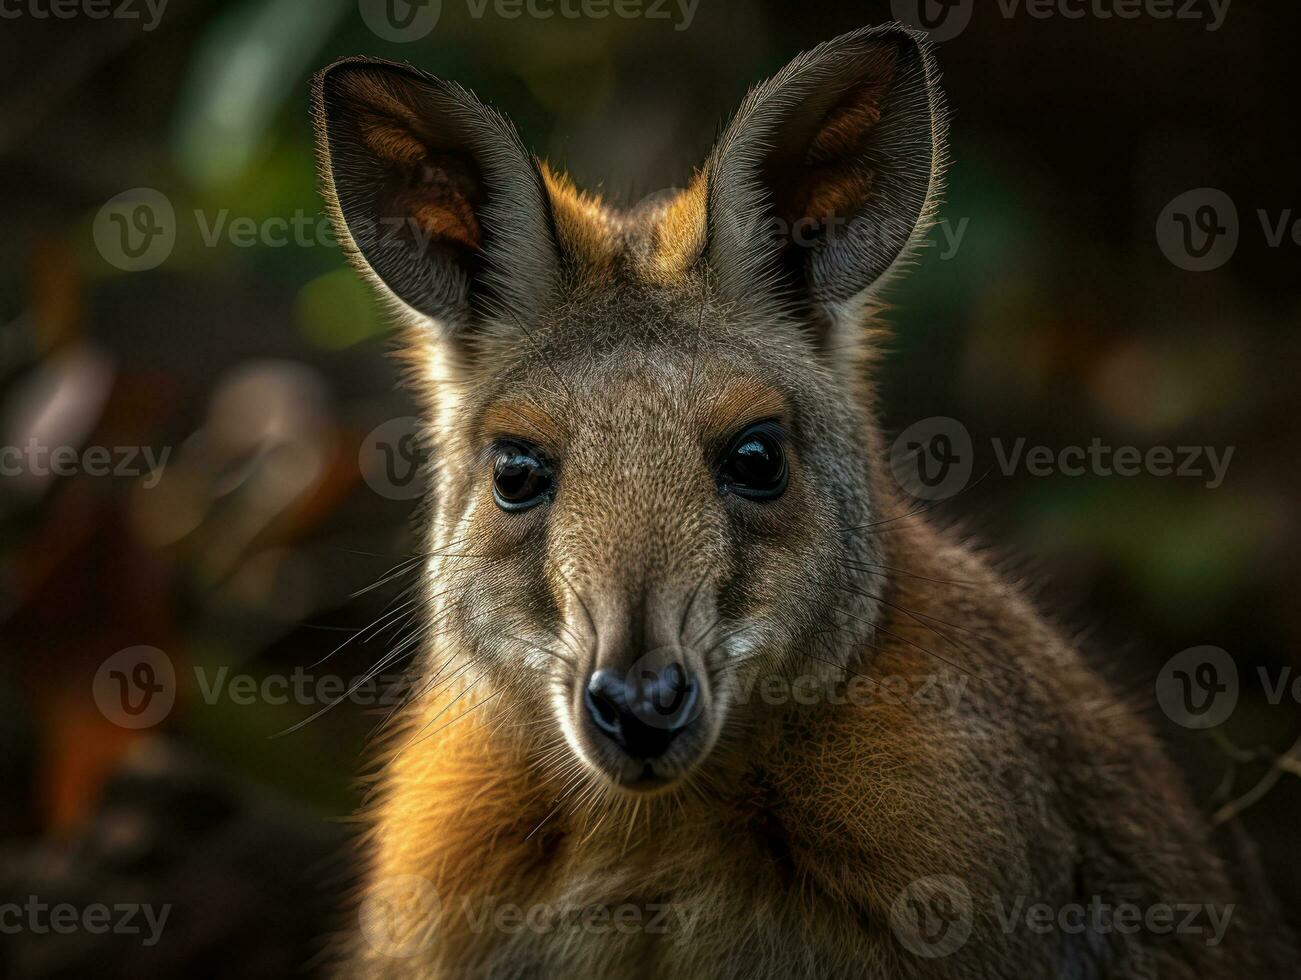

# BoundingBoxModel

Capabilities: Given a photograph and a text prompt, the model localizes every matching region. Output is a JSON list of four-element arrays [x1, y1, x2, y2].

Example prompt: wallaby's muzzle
[[564, 586, 719, 791]]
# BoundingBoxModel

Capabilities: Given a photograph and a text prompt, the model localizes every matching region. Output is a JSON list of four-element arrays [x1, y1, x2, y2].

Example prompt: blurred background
[[1, 0, 1297, 974]]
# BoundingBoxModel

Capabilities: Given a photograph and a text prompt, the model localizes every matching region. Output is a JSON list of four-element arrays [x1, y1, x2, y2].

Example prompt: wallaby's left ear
[[702, 24, 946, 325], [310, 57, 561, 342]]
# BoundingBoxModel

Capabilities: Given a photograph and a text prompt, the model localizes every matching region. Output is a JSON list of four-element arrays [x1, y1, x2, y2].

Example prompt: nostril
[[584, 669, 626, 738]]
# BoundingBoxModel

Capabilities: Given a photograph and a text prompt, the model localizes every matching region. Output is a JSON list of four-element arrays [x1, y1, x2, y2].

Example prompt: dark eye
[[720, 423, 788, 500], [492, 447, 553, 511]]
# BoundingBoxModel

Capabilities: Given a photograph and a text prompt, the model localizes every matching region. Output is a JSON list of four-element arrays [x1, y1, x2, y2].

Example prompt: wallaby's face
[[422, 292, 874, 790], [313, 25, 944, 794]]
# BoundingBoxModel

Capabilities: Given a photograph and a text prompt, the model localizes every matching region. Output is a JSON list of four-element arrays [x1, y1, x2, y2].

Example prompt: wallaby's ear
[[311, 58, 561, 338], [703, 24, 946, 327]]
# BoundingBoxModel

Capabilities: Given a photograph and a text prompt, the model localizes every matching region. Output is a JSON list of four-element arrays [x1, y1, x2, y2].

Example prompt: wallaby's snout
[[563, 575, 719, 790], [565, 571, 718, 791]]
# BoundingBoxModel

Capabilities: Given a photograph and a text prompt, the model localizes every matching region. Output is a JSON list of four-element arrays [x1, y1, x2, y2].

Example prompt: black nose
[[583, 663, 700, 759]]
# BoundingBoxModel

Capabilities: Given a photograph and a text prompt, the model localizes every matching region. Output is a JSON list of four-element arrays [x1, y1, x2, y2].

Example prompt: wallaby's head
[[312, 24, 945, 795]]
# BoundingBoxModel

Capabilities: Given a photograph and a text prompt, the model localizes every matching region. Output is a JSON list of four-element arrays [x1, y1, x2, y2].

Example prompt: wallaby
[[311, 24, 1292, 979]]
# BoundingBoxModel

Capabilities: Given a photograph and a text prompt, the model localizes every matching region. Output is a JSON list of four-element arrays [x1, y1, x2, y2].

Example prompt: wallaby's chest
[[436, 801, 919, 980]]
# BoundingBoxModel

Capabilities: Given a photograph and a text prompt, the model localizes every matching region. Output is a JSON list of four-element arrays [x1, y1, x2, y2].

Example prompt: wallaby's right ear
[[699, 25, 947, 333], [311, 58, 561, 337]]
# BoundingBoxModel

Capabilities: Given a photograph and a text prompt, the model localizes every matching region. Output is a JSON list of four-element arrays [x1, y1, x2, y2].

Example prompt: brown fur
[[312, 25, 1293, 979]]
